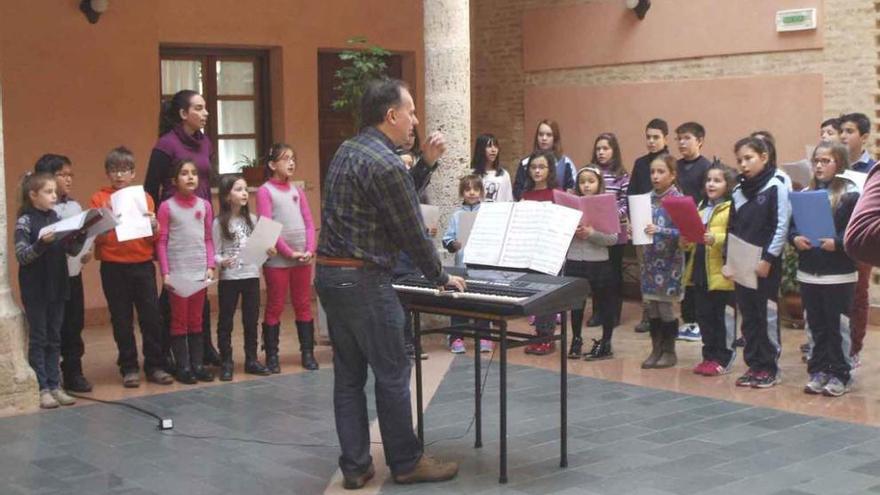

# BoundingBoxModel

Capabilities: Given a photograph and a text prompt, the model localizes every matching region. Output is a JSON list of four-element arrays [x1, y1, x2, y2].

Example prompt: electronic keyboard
[[392, 267, 588, 316]]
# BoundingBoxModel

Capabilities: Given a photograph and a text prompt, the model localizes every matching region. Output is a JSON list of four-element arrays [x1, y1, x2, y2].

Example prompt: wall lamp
[[80, 0, 110, 24], [625, 0, 651, 20]]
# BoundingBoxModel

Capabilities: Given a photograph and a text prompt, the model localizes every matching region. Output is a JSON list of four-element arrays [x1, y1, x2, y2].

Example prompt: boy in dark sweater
[[628, 118, 669, 333], [675, 122, 711, 340]]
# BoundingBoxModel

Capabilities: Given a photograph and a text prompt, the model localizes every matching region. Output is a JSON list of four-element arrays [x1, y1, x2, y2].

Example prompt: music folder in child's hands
[[662, 196, 705, 243], [552, 190, 620, 235]]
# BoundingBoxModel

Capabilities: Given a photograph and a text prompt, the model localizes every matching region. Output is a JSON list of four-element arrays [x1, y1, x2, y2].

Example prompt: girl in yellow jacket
[[684, 162, 737, 376]]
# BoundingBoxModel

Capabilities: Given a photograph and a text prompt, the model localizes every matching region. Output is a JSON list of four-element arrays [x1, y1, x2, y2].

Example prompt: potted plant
[[331, 36, 392, 135], [235, 154, 264, 187], [780, 243, 804, 328]]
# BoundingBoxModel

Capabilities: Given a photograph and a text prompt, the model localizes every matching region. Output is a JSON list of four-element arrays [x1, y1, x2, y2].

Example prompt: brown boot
[[342, 464, 375, 490], [654, 320, 679, 369], [393, 455, 459, 484], [641, 319, 663, 369]]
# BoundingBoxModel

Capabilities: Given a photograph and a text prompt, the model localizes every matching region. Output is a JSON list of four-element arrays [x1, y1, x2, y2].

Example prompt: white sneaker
[[39, 390, 59, 409], [50, 388, 76, 406]]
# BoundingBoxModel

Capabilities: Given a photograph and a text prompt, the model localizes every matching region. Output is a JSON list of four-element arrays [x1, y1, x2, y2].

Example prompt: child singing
[[565, 166, 619, 360]]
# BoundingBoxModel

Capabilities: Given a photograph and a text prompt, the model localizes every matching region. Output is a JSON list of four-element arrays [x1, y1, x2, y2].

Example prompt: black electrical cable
[[66, 348, 496, 449]]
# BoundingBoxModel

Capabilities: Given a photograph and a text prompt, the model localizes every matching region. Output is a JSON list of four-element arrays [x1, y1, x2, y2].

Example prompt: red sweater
[[845, 164, 880, 266], [521, 188, 556, 202]]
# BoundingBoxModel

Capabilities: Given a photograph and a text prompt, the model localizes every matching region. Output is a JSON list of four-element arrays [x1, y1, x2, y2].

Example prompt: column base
[[0, 294, 38, 415]]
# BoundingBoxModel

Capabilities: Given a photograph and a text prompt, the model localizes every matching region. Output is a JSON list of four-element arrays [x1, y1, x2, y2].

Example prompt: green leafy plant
[[234, 154, 260, 171], [780, 243, 800, 295], [331, 36, 392, 133]]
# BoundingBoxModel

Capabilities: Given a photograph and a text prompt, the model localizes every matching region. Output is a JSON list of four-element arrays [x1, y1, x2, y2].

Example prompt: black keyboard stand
[[407, 304, 571, 484]]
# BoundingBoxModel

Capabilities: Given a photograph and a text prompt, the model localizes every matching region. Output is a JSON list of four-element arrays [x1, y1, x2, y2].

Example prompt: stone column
[[423, 0, 471, 245], [0, 83, 38, 414]]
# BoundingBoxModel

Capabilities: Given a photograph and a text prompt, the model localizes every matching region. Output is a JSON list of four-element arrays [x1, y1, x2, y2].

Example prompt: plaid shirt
[[318, 126, 448, 285]]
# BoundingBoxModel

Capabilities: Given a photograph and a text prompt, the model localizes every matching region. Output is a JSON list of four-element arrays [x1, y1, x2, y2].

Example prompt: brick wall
[[472, 0, 878, 171], [471, 0, 880, 315]]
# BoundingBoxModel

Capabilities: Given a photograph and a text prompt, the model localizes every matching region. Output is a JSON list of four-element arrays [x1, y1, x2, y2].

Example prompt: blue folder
[[790, 190, 836, 246]]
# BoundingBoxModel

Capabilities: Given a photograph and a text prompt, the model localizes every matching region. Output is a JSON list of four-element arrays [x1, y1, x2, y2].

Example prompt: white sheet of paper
[[628, 193, 653, 246], [166, 274, 210, 298], [529, 203, 581, 275], [420, 204, 441, 232], [457, 211, 477, 249], [725, 234, 762, 290], [111, 186, 153, 242], [462, 202, 513, 266], [86, 207, 119, 237], [837, 169, 868, 192], [240, 217, 283, 267], [66, 236, 95, 277], [782, 160, 813, 190], [498, 201, 545, 268], [38, 211, 87, 239]]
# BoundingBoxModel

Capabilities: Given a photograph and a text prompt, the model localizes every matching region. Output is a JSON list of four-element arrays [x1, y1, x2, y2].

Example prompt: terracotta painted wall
[[524, 74, 825, 168], [0, 0, 424, 322], [523, 0, 823, 71]]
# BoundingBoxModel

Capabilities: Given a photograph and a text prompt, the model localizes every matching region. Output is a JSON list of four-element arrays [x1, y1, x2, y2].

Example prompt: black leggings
[[566, 260, 618, 341]]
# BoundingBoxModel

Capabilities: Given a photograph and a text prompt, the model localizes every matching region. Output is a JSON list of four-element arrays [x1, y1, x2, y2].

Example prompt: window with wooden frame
[[159, 47, 271, 176]]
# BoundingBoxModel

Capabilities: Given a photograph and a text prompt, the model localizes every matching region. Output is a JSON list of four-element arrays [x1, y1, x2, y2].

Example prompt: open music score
[[462, 201, 580, 276]]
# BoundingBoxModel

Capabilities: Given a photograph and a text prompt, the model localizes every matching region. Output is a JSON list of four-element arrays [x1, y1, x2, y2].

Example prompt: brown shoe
[[393, 455, 458, 484], [342, 464, 375, 490], [146, 369, 174, 385]]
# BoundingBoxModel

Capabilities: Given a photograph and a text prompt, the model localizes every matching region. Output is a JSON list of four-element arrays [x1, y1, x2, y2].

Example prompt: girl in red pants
[[257, 143, 318, 372], [157, 159, 216, 384]]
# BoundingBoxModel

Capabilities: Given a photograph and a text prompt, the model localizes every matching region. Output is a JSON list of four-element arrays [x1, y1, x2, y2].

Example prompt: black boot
[[262, 323, 281, 374], [201, 329, 222, 368], [584, 338, 613, 361], [641, 319, 663, 369], [297, 321, 320, 371], [171, 336, 196, 384], [568, 336, 583, 359], [218, 323, 233, 382], [244, 323, 270, 376], [188, 333, 215, 382]]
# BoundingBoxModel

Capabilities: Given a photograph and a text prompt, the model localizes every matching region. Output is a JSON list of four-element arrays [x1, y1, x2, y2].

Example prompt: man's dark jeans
[[315, 264, 422, 478]]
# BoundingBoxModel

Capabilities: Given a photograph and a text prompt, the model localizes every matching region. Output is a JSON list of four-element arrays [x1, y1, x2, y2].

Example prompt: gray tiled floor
[[3, 359, 880, 495]]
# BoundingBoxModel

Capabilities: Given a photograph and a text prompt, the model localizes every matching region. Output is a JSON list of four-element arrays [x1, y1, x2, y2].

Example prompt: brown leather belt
[[315, 256, 366, 268]]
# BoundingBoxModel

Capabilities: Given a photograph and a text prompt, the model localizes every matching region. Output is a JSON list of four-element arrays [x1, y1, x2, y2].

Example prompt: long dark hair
[[524, 150, 558, 191], [159, 89, 200, 136], [471, 133, 503, 177], [217, 174, 254, 241], [265, 143, 295, 180], [734, 136, 777, 170], [591, 132, 625, 178]]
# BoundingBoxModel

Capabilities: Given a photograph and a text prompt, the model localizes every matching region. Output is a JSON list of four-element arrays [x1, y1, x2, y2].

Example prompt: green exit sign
[[776, 8, 817, 32]]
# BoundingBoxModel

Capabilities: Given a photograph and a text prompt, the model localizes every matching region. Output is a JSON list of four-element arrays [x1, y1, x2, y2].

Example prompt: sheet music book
[[662, 196, 705, 243], [462, 200, 580, 276], [38, 208, 115, 241], [725, 234, 762, 289], [552, 190, 620, 234], [790, 190, 836, 245]]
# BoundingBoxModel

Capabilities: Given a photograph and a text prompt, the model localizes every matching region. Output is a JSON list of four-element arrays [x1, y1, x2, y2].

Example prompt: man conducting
[[315, 78, 466, 489]]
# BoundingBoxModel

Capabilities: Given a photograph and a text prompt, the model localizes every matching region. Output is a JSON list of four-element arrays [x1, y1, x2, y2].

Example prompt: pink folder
[[661, 195, 705, 243], [553, 190, 620, 235]]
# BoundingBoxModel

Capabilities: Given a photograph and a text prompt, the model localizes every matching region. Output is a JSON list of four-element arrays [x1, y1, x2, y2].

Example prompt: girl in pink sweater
[[157, 159, 216, 384], [257, 143, 318, 372]]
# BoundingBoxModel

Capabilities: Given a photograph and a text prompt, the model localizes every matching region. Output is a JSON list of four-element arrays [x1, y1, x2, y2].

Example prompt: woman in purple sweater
[[145, 90, 220, 369]]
